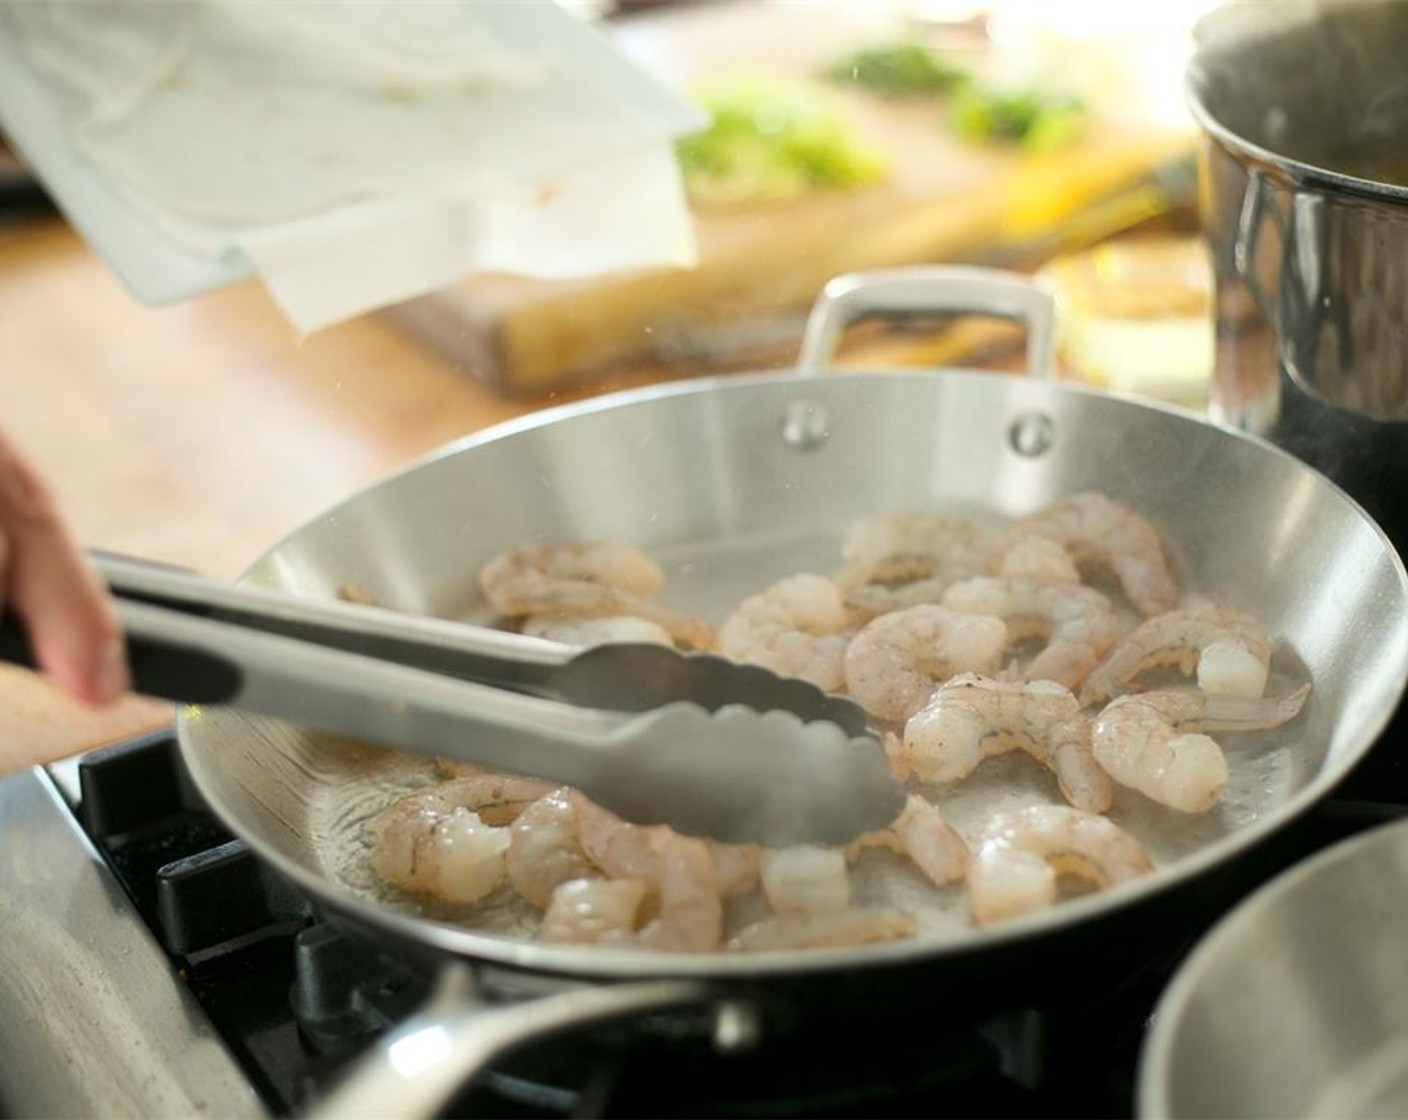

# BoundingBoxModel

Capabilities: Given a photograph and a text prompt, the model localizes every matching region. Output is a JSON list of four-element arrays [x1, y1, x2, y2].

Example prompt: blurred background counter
[[0, 0, 1212, 766]]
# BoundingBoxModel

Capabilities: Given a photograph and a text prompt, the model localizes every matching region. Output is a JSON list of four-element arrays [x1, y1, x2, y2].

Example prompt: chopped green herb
[[822, 42, 967, 98], [950, 83, 1088, 151], [676, 79, 889, 207]]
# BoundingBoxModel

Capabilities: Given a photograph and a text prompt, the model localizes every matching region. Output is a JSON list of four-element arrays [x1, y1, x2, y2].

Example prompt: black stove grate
[[68, 726, 1408, 1118]]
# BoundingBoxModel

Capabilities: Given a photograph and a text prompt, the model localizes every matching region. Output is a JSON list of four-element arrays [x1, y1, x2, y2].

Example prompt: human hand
[[0, 430, 129, 704]]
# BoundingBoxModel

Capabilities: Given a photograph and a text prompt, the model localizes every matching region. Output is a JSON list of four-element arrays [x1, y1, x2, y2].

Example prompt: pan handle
[[796, 265, 1057, 378], [308, 967, 740, 1120]]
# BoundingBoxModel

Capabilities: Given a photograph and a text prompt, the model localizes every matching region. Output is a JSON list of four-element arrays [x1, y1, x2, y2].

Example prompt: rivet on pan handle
[[796, 265, 1058, 379]]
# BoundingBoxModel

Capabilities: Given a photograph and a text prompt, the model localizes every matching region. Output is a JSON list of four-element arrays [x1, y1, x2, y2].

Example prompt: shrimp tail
[[1193, 683, 1311, 735]]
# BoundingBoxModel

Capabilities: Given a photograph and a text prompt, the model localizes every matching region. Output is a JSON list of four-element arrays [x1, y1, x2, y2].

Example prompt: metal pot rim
[[1185, 1, 1408, 206], [1136, 815, 1408, 1118], [1184, 77, 1408, 207]]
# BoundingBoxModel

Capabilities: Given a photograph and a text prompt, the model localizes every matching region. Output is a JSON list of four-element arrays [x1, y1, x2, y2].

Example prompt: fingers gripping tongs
[[0, 555, 905, 847]]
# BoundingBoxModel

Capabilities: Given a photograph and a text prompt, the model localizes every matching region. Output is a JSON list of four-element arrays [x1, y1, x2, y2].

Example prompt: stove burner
[[292, 923, 429, 1055], [58, 726, 1408, 1118], [78, 731, 309, 962]]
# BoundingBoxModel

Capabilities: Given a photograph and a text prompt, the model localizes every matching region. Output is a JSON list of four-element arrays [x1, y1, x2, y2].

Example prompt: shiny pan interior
[[177, 367, 1408, 977]]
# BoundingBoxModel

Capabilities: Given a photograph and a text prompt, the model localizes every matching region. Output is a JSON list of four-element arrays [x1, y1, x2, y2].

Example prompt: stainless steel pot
[[1140, 815, 1408, 1119], [1189, 0, 1408, 545], [171, 267, 1408, 1118]]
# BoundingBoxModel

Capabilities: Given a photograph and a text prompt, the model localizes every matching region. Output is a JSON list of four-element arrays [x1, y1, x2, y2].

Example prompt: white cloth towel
[[1, 0, 702, 331]]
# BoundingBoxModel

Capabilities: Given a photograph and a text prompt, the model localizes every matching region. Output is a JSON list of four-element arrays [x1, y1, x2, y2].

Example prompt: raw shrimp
[[521, 613, 674, 648], [899, 674, 1113, 813], [565, 795, 752, 901], [996, 533, 1081, 584], [835, 514, 1001, 617], [479, 543, 713, 649], [726, 908, 917, 952], [967, 805, 1153, 926], [633, 833, 724, 952], [573, 797, 724, 951], [1091, 685, 1311, 812], [368, 780, 542, 904], [409, 774, 557, 826], [848, 794, 968, 887], [718, 574, 852, 691], [844, 604, 1007, 723], [505, 789, 599, 908], [433, 759, 487, 779], [482, 542, 661, 608], [1013, 491, 1178, 617], [708, 842, 762, 897], [574, 796, 668, 884], [759, 846, 851, 913], [941, 576, 1123, 690], [539, 878, 648, 945], [1079, 607, 1272, 707]]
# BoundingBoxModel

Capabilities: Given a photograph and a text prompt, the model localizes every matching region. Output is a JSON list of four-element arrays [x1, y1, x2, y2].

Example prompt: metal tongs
[[0, 554, 905, 847]]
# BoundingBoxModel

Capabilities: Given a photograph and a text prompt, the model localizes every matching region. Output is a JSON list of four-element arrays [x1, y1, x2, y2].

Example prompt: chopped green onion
[[950, 83, 1088, 151], [822, 42, 967, 98], [676, 79, 889, 207]]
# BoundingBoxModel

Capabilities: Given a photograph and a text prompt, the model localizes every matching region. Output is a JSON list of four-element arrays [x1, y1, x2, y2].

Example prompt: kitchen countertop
[[0, 217, 695, 773]]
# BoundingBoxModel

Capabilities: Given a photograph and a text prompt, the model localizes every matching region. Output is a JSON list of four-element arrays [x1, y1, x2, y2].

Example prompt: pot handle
[[1234, 169, 1333, 404], [1233, 168, 1287, 331], [796, 265, 1057, 378], [308, 967, 736, 1120]]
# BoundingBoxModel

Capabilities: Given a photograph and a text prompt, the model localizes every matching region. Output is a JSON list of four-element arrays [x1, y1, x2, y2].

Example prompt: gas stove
[[3, 723, 1406, 1119]]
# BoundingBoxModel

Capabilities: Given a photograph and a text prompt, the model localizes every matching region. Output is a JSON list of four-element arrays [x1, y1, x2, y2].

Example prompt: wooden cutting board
[[386, 2, 1194, 393]]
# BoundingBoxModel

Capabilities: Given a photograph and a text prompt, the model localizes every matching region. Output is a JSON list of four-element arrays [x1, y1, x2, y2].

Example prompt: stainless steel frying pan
[[1140, 814, 1408, 1119], [174, 268, 1408, 1117]]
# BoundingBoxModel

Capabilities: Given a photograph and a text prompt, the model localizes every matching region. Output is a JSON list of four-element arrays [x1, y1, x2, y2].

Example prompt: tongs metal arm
[[0, 554, 906, 845], [81, 554, 871, 736], [116, 599, 632, 794], [0, 555, 625, 786], [86, 552, 579, 697]]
